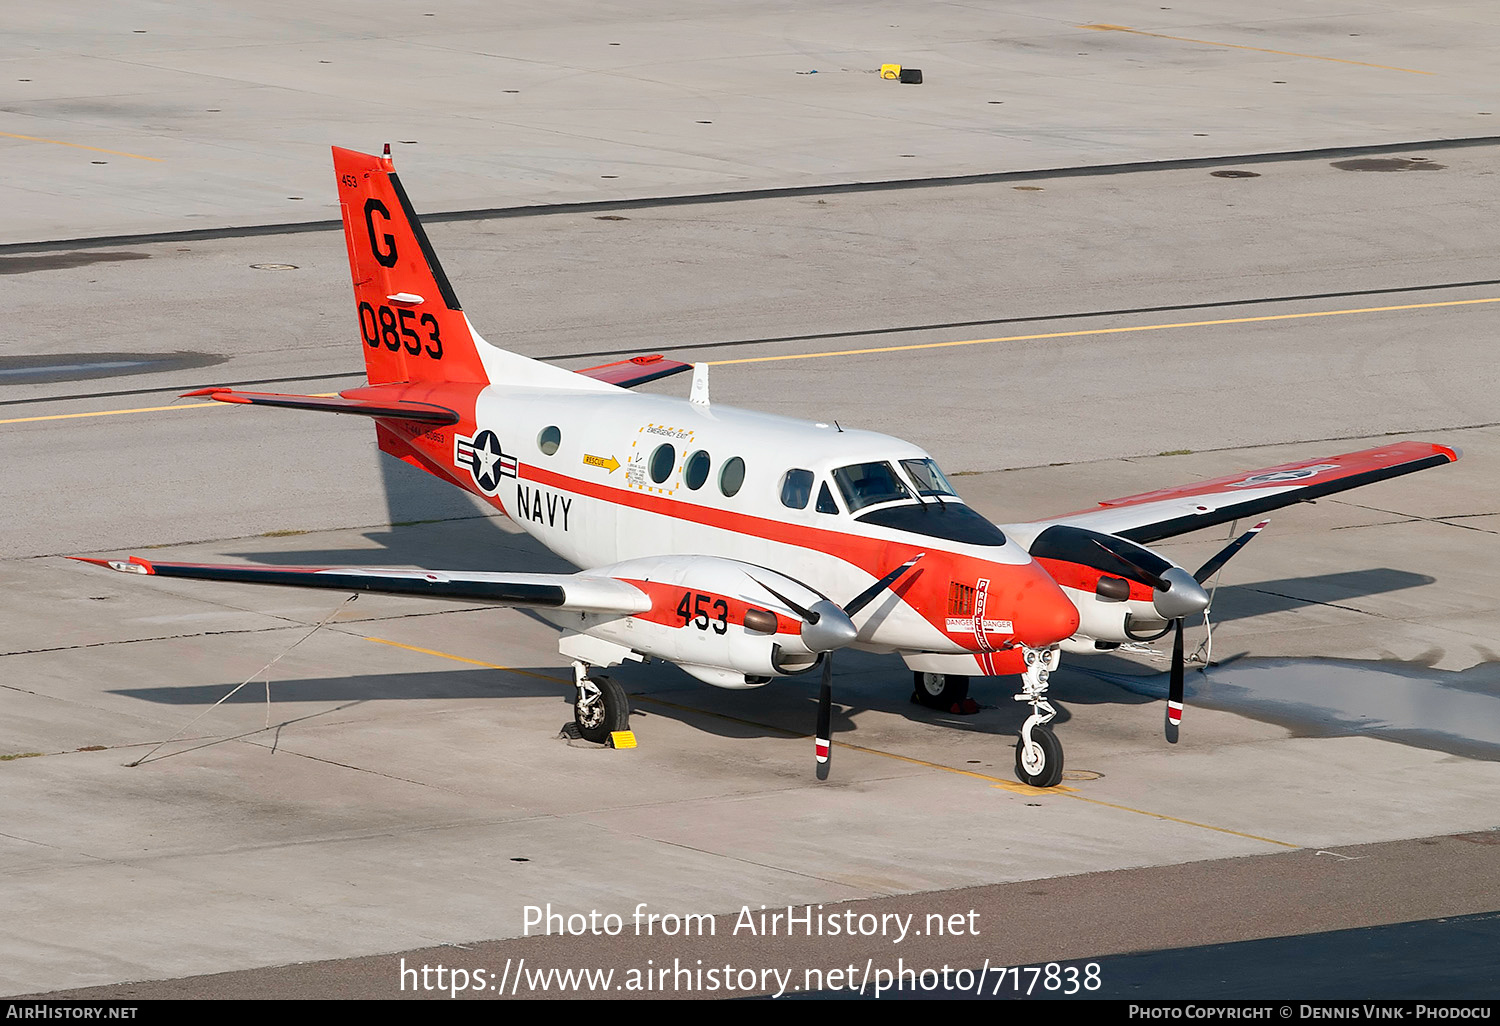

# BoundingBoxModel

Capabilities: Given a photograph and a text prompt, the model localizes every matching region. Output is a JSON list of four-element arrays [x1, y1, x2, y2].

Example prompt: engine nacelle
[[1020, 525, 1195, 649], [576, 554, 824, 688]]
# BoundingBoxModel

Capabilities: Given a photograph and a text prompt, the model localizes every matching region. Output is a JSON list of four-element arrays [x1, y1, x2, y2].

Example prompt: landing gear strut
[[911, 671, 975, 713], [572, 661, 630, 745], [1013, 645, 1063, 787]]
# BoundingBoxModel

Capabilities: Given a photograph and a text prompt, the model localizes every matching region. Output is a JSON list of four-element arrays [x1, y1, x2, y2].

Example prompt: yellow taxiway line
[[706, 296, 1500, 367], [1079, 24, 1433, 76], [0, 393, 338, 426], [363, 635, 571, 685], [0, 131, 163, 161], [7, 296, 1497, 425]]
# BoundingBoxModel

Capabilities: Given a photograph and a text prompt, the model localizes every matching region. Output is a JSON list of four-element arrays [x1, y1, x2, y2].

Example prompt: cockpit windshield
[[831, 461, 912, 513], [899, 458, 958, 498]]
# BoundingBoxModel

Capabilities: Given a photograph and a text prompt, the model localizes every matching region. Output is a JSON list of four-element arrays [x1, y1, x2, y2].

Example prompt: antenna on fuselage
[[690, 363, 710, 406]]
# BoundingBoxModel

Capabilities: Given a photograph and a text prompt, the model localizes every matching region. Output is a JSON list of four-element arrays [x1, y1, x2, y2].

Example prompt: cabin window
[[537, 426, 561, 456], [780, 469, 814, 510], [815, 482, 840, 515], [719, 457, 746, 497], [649, 443, 676, 484], [832, 461, 911, 513], [684, 450, 711, 490]]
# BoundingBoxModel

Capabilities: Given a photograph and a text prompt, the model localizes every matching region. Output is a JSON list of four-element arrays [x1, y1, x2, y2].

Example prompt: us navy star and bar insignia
[[455, 429, 517, 494]]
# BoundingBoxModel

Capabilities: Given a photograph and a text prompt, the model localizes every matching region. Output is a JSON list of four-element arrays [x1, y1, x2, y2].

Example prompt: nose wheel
[[1015, 722, 1063, 788], [1012, 645, 1063, 787]]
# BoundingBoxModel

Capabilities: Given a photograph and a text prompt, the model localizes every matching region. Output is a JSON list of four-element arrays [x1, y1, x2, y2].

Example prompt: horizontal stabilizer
[[182, 387, 460, 425], [574, 354, 692, 389]]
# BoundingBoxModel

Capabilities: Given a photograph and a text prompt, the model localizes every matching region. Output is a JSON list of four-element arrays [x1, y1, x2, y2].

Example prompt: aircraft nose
[[1012, 565, 1080, 647]]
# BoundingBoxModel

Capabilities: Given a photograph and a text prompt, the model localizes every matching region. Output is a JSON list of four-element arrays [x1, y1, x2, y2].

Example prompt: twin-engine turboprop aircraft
[[77, 146, 1460, 787]]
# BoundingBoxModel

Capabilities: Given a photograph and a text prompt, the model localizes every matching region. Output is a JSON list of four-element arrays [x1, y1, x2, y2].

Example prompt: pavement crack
[[636, 835, 855, 887], [1329, 500, 1498, 535], [0, 623, 312, 658], [0, 830, 112, 862], [236, 740, 466, 794]]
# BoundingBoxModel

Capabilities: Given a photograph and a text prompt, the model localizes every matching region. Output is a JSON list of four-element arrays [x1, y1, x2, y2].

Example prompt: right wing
[[70, 557, 650, 613], [573, 353, 692, 388], [1003, 441, 1459, 545]]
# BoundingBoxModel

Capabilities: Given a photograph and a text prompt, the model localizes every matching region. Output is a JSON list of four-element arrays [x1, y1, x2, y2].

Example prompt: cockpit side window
[[815, 481, 840, 515], [780, 469, 814, 510], [832, 461, 911, 513], [900, 458, 958, 498]]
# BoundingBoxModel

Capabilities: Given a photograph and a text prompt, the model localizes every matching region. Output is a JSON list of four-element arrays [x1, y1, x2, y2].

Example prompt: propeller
[[815, 656, 833, 780], [1164, 519, 1269, 743], [753, 554, 924, 779], [1092, 539, 1210, 620]]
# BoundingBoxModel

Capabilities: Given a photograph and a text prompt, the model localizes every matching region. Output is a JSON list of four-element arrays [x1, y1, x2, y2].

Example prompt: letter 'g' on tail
[[332, 146, 489, 386]]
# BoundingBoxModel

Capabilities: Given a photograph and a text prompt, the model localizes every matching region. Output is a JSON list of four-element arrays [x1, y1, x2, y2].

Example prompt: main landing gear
[[910, 672, 978, 714], [1013, 645, 1063, 788], [572, 662, 630, 745]]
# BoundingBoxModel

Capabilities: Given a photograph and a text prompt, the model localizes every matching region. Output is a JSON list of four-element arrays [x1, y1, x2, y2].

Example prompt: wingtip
[[69, 556, 155, 575], [180, 388, 248, 404]]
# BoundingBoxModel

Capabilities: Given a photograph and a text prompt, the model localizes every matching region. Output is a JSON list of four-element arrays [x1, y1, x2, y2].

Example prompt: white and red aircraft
[[78, 146, 1461, 787]]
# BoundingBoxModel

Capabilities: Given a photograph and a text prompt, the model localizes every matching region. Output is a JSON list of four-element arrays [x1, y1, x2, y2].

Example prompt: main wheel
[[911, 671, 970, 710], [574, 674, 629, 744], [1014, 723, 1064, 788]]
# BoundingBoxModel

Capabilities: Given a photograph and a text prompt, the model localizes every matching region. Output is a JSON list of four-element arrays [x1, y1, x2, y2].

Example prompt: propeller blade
[[844, 553, 925, 617], [1165, 617, 1184, 744], [748, 575, 855, 651], [815, 655, 832, 780], [1091, 539, 1169, 591], [1193, 519, 1270, 585], [750, 576, 820, 624]]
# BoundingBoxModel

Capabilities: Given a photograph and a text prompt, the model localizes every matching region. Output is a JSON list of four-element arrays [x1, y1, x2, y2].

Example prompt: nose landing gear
[[1013, 645, 1063, 787]]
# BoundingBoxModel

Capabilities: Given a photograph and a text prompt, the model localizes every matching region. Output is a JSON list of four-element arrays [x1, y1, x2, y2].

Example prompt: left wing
[[1003, 441, 1460, 545], [70, 557, 650, 612], [182, 386, 460, 424]]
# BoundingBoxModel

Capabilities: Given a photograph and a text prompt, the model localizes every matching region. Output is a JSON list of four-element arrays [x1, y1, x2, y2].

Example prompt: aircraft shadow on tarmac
[[104, 651, 1068, 745], [109, 667, 568, 706], [228, 454, 573, 573], [104, 652, 1500, 762], [1084, 654, 1500, 762], [1200, 568, 1435, 623]]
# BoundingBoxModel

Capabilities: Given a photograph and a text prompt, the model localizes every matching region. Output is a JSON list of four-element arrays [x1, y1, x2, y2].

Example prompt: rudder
[[333, 146, 489, 386]]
